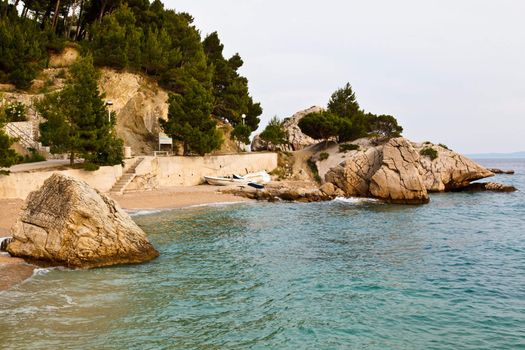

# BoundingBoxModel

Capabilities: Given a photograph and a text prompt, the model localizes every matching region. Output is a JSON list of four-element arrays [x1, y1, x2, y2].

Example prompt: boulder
[[325, 147, 382, 197], [414, 143, 494, 191], [252, 106, 323, 151], [7, 174, 159, 268], [319, 182, 336, 196], [369, 138, 429, 204], [324, 137, 496, 204]]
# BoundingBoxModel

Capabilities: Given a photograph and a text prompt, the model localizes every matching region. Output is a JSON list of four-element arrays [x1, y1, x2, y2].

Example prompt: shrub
[[83, 162, 100, 171], [420, 147, 438, 160], [4, 102, 27, 122], [19, 148, 45, 163], [307, 157, 321, 183], [339, 143, 359, 153], [438, 143, 449, 150], [319, 152, 329, 161]]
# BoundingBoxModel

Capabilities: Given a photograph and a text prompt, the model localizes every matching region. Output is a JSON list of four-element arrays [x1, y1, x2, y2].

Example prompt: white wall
[[0, 165, 122, 200]]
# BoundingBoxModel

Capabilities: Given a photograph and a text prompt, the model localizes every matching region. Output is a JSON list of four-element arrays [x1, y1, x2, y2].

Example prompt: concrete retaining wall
[[0, 165, 123, 199], [0, 153, 278, 199]]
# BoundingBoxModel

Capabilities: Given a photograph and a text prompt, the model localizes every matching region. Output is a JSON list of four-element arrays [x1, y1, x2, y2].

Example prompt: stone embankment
[[6, 174, 159, 268]]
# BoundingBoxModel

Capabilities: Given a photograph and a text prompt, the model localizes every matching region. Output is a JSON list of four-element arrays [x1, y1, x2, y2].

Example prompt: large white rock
[[7, 174, 159, 268]]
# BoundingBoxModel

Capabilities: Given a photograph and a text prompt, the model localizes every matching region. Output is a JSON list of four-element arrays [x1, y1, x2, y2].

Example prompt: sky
[[169, 0, 525, 154]]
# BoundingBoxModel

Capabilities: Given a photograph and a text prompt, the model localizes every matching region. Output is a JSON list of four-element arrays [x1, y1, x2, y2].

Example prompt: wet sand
[[0, 185, 250, 291]]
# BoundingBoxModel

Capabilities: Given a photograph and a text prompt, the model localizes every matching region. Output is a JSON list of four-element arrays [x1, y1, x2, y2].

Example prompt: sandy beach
[[0, 185, 251, 291]]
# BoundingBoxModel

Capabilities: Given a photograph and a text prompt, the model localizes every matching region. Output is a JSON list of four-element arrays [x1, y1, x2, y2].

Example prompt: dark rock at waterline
[[458, 182, 517, 192], [487, 168, 515, 175], [0, 237, 12, 251]]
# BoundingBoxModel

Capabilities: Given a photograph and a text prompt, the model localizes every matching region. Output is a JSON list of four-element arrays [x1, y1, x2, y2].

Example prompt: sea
[[0, 159, 524, 350]]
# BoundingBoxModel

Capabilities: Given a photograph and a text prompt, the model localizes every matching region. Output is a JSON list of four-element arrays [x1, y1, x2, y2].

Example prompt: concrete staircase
[[110, 157, 144, 194]]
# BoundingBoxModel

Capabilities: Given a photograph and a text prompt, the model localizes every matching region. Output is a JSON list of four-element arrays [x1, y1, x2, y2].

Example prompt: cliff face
[[98, 68, 169, 155], [1, 47, 241, 156]]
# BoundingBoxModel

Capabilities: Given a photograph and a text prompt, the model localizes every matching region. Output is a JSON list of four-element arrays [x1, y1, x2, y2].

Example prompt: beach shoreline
[[0, 185, 252, 292]]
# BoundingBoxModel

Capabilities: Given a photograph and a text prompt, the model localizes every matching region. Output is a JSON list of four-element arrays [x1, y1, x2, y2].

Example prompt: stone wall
[[128, 153, 278, 189], [0, 165, 123, 199]]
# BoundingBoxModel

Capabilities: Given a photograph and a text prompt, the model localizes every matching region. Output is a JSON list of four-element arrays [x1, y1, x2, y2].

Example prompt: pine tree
[[38, 56, 123, 166], [160, 76, 223, 156], [0, 108, 19, 169]]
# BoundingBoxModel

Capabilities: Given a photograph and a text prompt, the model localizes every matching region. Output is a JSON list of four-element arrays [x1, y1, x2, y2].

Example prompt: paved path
[[7, 159, 75, 173]]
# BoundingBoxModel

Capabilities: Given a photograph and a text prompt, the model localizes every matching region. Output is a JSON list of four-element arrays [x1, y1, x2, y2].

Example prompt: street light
[[241, 114, 246, 125], [105, 100, 113, 123]]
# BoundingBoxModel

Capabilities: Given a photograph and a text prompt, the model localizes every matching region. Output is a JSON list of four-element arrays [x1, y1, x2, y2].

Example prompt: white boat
[[233, 171, 271, 183], [204, 176, 250, 186]]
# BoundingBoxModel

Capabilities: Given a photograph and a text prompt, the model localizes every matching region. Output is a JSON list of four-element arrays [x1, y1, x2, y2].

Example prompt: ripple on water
[[0, 159, 524, 350]]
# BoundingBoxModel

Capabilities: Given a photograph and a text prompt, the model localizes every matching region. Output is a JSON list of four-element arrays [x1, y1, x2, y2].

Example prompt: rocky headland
[[248, 107, 516, 204]]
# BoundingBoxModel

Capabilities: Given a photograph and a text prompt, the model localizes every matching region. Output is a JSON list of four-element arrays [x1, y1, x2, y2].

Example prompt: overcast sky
[[169, 0, 524, 153]]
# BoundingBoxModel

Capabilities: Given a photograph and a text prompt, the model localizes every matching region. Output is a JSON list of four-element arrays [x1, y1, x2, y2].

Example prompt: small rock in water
[[487, 168, 515, 175], [460, 182, 517, 192], [7, 173, 159, 268]]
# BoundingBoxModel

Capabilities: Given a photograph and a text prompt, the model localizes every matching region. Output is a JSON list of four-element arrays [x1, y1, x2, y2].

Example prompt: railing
[[5, 123, 39, 150]]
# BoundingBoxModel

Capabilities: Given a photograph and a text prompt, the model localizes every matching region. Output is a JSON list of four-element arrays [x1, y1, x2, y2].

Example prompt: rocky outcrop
[[414, 143, 494, 191], [324, 138, 496, 203], [487, 168, 515, 175], [459, 182, 517, 192], [7, 174, 159, 268], [252, 106, 323, 151], [369, 138, 429, 203]]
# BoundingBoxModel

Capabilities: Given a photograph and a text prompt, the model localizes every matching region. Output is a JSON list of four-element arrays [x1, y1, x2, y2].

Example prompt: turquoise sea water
[[1, 159, 524, 349]]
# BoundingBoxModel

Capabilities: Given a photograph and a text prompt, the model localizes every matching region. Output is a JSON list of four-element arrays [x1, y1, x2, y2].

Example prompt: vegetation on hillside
[[259, 116, 288, 148], [37, 56, 123, 167], [299, 83, 403, 144], [0, 0, 262, 156], [0, 107, 19, 168]]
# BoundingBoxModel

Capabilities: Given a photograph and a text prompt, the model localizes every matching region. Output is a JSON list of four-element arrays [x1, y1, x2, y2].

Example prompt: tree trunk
[[69, 152, 74, 165], [51, 0, 60, 31], [98, 0, 107, 22], [75, 0, 84, 40], [41, 0, 54, 29]]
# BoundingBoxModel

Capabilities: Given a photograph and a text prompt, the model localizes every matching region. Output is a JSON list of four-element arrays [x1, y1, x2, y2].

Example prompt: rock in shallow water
[[7, 173, 159, 268]]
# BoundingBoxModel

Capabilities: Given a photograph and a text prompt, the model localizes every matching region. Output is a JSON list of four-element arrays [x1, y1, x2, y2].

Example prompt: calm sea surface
[[1, 159, 524, 349]]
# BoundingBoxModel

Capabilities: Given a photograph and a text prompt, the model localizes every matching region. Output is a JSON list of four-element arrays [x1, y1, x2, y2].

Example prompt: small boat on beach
[[204, 176, 249, 186], [204, 171, 270, 188]]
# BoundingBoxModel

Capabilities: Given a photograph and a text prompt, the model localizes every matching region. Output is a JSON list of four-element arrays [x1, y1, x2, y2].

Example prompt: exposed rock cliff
[[252, 106, 323, 151], [7, 173, 159, 268], [324, 138, 494, 203]]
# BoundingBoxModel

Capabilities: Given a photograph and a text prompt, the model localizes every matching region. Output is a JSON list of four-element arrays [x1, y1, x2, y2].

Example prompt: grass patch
[[18, 148, 46, 163], [319, 152, 329, 161], [83, 163, 100, 171], [339, 143, 359, 153], [420, 147, 438, 160], [307, 157, 322, 183]]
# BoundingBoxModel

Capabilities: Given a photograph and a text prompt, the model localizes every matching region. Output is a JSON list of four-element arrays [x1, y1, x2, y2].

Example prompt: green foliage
[[160, 80, 223, 156], [4, 102, 27, 122], [230, 123, 252, 145], [37, 56, 123, 165], [18, 148, 46, 163], [307, 157, 321, 183], [420, 147, 438, 160], [0, 110, 18, 168], [260, 116, 288, 147], [0, 17, 59, 89], [319, 152, 329, 161], [298, 111, 341, 142], [327, 83, 367, 142], [365, 113, 403, 139], [339, 143, 359, 152], [203, 32, 262, 131], [82, 163, 100, 171], [438, 143, 449, 150]]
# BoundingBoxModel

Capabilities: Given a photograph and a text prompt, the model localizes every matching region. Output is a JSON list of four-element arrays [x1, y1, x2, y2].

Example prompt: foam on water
[[333, 196, 382, 204], [0, 159, 523, 350]]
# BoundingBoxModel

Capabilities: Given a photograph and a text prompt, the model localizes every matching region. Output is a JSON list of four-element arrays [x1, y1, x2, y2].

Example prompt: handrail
[[5, 123, 39, 150]]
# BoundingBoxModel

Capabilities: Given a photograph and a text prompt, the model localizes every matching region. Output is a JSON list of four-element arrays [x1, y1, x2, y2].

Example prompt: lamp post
[[241, 114, 246, 125], [105, 100, 113, 123]]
